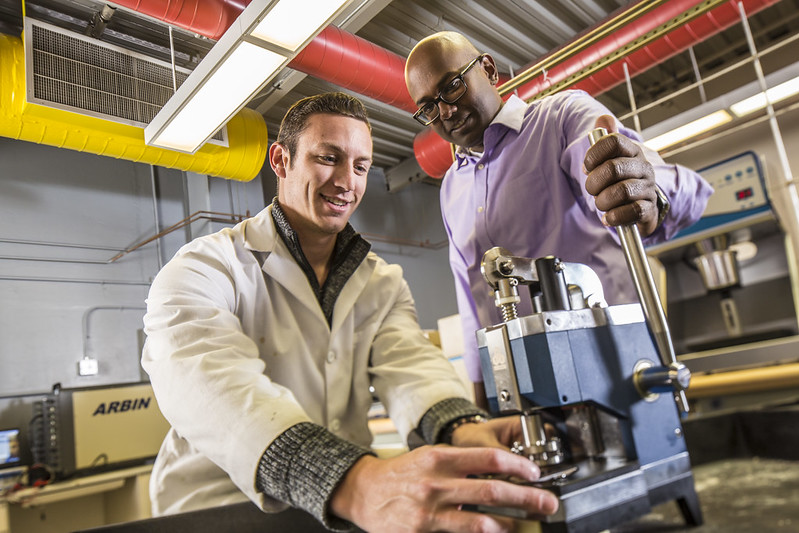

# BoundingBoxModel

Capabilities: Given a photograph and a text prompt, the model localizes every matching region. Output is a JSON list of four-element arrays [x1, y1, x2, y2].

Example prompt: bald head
[[405, 31, 480, 82], [404, 31, 502, 149]]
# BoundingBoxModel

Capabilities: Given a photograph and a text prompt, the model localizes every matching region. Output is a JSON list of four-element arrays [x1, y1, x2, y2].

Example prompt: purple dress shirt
[[440, 91, 713, 383]]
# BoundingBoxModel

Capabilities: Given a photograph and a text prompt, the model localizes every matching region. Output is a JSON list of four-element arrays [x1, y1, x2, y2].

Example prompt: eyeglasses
[[412, 55, 485, 126]]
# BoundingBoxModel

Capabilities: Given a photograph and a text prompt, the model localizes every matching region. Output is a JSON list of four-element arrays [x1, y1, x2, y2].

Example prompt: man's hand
[[584, 115, 659, 237], [450, 416, 523, 450], [330, 446, 559, 532]]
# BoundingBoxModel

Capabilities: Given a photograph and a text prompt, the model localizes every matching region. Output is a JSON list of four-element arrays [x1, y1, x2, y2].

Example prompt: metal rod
[[504, 0, 731, 100], [622, 62, 642, 135], [687, 46, 707, 104], [82, 305, 146, 358], [0, 275, 151, 285], [108, 210, 247, 263], [618, 29, 799, 122], [589, 128, 689, 412], [0, 237, 123, 251], [150, 165, 164, 270], [688, 363, 799, 398], [737, 1, 797, 210], [168, 25, 177, 92], [660, 99, 799, 158], [500, 0, 672, 95]]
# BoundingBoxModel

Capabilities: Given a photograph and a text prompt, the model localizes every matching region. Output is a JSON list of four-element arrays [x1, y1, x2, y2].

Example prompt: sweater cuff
[[418, 397, 489, 444], [256, 422, 374, 531]]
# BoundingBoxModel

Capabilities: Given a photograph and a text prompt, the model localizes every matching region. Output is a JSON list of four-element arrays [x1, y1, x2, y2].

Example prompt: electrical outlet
[[78, 357, 99, 376]]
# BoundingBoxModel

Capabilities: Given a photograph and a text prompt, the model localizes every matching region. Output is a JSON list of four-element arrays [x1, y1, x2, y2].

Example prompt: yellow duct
[[0, 33, 267, 182]]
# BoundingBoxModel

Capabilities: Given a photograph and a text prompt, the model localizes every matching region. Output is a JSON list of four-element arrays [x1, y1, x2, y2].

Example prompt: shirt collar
[[454, 94, 527, 165], [270, 198, 371, 325]]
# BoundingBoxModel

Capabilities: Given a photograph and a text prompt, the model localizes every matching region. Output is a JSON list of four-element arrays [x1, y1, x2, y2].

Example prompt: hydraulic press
[[474, 126, 702, 532], [476, 248, 702, 532]]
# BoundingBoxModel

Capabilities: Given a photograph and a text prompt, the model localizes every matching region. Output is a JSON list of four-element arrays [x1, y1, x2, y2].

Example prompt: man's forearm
[[256, 422, 373, 530]]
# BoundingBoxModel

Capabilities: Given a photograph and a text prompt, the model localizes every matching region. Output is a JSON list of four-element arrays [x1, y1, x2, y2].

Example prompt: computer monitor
[[0, 428, 21, 467]]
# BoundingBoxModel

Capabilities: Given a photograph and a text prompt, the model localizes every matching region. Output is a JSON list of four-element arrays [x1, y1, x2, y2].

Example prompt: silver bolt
[[500, 390, 511, 402]]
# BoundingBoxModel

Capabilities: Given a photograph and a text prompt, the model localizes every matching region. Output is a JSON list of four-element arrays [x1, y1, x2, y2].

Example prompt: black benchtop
[[76, 404, 799, 533]]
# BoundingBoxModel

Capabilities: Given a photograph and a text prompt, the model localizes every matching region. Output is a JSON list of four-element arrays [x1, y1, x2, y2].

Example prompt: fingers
[[434, 508, 519, 533], [583, 121, 657, 229], [451, 417, 521, 450], [334, 447, 560, 533], [489, 417, 526, 449], [594, 114, 618, 134], [434, 446, 542, 482], [584, 133, 642, 174], [441, 477, 560, 516], [588, 158, 655, 207]]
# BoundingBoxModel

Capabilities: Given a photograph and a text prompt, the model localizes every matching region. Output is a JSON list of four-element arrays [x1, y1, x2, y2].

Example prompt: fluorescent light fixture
[[644, 110, 733, 152], [145, 0, 356, 153], [730, 75, 799, 117], [153, 43, 285, 152], [251, 1, 350, 51]]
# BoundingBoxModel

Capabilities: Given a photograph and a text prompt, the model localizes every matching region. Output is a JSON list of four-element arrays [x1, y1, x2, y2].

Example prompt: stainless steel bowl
[[693, 250, 740, 291]]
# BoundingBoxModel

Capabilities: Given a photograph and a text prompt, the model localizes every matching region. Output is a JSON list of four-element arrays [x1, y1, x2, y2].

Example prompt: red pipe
[[515, 0, 780, 101], [291, 26, 416, 112], [112, 0, 416, 112], [569, 0, 779, 95], [112, 0, 780, 178], [114, 0, 252, 40], [416, 0, 780, 177]]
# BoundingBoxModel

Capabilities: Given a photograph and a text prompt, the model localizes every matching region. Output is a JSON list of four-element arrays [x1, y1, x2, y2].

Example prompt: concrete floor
[[613, 457, 799, 531]]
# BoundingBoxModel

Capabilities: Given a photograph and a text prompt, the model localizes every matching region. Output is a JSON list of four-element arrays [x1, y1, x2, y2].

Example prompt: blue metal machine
[[476, 248, 702, 532]]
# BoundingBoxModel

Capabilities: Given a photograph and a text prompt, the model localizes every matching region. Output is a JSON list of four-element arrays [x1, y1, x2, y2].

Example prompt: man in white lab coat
[[142, 92, 558, 532]]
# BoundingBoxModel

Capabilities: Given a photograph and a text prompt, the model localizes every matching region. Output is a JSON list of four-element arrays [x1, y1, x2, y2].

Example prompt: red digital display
[[736, 187, 753, 200]]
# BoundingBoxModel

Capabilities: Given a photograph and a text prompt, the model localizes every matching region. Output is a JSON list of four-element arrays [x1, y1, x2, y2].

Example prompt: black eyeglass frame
[[412, 54, 486, 126]]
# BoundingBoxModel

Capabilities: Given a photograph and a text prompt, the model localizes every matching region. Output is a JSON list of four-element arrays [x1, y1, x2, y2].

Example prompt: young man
[[142, 92, 558, 532], [404, 31, 713, 406]]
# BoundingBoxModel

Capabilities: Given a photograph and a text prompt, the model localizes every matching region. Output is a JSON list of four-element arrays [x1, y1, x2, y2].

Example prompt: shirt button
[[330, 419, 341, 432], [477, 206, 484, 213], [477, 163, 484, 170], [326, 351, 336, 363]]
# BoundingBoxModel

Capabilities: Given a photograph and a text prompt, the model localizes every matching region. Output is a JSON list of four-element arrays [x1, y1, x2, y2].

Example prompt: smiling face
[[405, 32, 503, 150], [272, 113, 372, 242]]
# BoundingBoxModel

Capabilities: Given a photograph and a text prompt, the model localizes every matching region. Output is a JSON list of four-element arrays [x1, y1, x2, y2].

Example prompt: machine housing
[[476, 252, 701, 532]]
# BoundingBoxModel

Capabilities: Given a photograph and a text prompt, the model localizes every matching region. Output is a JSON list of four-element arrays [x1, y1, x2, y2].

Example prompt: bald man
[[405, 32, 713, 407]]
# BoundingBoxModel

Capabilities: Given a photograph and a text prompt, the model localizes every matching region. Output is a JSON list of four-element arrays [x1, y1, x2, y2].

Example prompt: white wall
[[0, 136, 457, 459]]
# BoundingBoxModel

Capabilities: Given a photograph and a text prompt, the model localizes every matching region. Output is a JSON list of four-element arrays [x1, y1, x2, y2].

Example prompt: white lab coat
[[142, 205, 469, 515]]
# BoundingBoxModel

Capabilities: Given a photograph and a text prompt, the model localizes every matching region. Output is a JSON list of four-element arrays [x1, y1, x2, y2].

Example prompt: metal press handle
[[588, 128, 690, 412]]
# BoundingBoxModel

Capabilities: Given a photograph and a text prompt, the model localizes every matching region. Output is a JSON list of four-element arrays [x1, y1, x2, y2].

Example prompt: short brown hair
[[276, 92, 371, 160]]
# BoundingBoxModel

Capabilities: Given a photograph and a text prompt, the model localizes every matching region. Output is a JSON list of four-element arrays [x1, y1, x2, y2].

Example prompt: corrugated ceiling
[[1, 0, 798, 178]]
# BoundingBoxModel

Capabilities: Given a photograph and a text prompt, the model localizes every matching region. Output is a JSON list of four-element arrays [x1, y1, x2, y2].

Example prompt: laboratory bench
[[0, 465, 152, 533], [2, 403, 796, 533], [70, 403, 799, 533]]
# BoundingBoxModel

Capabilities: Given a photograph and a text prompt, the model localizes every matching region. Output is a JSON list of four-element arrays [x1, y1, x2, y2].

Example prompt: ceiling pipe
[[415, 0, 781, 178], [0, 33, 268, 182], [112, 0, 780, 178], [112, 0, 251, 40], [525, 0, 782, 100], [291, 25, 416, 112], [111, 0, 416, 112], [85, 4, 117, 38]]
